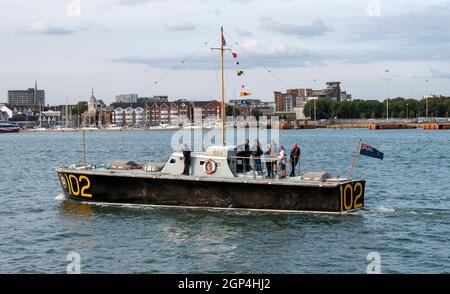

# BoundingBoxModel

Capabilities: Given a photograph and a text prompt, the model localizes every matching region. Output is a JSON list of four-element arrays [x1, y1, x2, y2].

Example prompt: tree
[[251, 109, 263, 120], [75, 101, 88, 114], [226, 105, 241, 116], [302, 96, 450, 119]]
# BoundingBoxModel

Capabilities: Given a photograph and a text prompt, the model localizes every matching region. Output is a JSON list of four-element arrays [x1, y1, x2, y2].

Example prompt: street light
[[425, 79, 429, 118], [309, 97, 318, 121], [385, 69, 390, 120]]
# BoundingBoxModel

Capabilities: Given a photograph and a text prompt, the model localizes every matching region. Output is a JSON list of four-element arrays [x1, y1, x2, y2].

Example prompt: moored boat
[[0, 121, 20, 133]]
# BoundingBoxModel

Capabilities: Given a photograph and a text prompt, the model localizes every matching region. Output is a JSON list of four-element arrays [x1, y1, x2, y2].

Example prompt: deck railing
[[228, 155, 301, 180]]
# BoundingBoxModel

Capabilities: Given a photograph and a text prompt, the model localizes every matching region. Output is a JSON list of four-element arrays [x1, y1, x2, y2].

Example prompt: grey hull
[[56, 169, 365, 214]]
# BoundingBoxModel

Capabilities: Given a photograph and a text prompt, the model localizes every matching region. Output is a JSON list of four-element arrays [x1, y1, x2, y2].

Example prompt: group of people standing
[[181, 141, 302, 179], [241, 139, 301, 179]]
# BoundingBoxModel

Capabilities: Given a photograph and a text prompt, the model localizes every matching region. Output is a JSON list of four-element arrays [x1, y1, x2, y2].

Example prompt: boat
[[55, 27, 366, 214], [0, 121, 20, 133]]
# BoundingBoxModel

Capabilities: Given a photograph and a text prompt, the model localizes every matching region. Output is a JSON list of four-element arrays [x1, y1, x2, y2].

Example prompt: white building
[[0, 104, 13, 120], [116, 94, 138, 103]]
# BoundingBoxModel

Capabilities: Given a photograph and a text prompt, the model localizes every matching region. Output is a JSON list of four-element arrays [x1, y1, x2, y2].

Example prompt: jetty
[[422, 123, 450, 130], [368, 123, 417, 130]]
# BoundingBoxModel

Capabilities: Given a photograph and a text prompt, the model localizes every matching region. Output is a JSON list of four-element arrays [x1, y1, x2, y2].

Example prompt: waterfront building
[[115, 94, 138, 103], [228, 99, 275, 117], [192, 100, 222, 120], [326, 82, 342, 101], [274, 92, 303, 112], [137, 96, 169, 103], [276, 82, 350, 110], [7, 81, 45, 110], [110, 100, 221, 127], [113, 106, 146, 127], [81, 90, 112, 127], [340, 91, 352, 101]]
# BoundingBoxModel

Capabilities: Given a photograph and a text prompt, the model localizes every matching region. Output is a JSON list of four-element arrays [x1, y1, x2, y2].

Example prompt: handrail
[[227, 155, 301, 179]]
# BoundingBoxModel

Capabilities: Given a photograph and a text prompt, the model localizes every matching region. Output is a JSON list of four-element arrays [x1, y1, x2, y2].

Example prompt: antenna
[[82, 130, 88, 166]]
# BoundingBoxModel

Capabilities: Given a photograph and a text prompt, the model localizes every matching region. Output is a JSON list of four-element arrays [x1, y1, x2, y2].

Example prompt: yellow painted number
[[69, 175, 80, 196], [64, 174, 93, 198], [353, 182, 363, 209], [79, 175, 93, 198], [340, 182, 364, 211], [343, 184, 354, 211]]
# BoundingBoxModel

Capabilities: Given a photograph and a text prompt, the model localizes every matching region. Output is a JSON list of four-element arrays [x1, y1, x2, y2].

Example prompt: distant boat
[[0, 121, 20, 133], [80, 126, 99, 131], [182, 124, 203, 130]]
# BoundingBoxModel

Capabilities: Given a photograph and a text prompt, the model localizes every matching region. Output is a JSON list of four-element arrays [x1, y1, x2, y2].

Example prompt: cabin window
[[170, 159, 176, 164], [200, 161, 205, 165]]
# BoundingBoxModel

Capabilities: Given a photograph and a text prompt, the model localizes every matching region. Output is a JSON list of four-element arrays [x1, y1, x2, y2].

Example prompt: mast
[[212, 26, 228, 146], [220, 26, 225, 146]]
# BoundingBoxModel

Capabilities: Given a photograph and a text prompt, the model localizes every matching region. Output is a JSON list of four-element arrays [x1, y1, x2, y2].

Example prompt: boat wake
[[54, 194, 66, 201]]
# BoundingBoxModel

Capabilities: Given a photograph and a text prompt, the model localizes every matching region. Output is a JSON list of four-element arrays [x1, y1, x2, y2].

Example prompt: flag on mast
[[360, 143, 384, 160], [231, 51, 238, 59], [221, 35, 227, 47]]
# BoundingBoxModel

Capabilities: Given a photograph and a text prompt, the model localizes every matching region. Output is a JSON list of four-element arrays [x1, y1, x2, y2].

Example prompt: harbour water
[[1, 129, 449, 273]]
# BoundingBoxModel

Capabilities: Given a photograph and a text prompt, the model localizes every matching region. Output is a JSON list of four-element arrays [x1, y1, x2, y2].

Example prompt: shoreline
[[18, 122, 450, 132]]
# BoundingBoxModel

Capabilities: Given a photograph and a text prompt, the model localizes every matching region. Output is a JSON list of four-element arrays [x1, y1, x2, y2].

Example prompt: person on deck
[[242, 139, 251, 172], [252, 140, 263, 175], [264, 146, 274, 178], [289, 143, 301, 177], [182, 144, 191, 176], [278, 145, 287, 179]]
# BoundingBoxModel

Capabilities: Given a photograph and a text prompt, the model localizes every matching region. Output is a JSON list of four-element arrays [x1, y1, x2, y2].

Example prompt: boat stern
[[337, 180, 365, 213]]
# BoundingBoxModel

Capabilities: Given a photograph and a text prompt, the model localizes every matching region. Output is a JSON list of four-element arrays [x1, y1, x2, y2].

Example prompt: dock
[[368, 123, 417, 130], [422, 123, 450, 130]]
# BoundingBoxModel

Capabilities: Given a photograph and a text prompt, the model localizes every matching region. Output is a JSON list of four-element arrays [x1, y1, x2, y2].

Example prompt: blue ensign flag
[[360, 143, 384, 160]]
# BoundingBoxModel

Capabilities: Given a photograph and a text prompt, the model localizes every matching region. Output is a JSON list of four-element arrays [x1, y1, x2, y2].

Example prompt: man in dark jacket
[[182, 144, 191, 175], [289, 143, 301, 177]]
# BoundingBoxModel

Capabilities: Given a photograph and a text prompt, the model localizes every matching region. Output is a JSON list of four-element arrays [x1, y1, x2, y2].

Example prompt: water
[[0, 129, 449, 273]]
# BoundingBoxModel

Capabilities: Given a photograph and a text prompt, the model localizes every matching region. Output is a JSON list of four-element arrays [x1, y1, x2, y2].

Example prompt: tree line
[[303, 97, 450, 120]]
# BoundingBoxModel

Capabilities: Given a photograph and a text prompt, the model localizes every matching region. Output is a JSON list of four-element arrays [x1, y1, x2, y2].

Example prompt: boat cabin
[[161, 145, 239, 178]]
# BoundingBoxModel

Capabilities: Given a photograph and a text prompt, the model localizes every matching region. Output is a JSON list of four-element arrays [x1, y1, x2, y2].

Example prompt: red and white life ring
[[203, 159, 217, 175]]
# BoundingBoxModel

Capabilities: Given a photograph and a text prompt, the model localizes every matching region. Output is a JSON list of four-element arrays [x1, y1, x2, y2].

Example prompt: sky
[[1, 0, 450, 105]]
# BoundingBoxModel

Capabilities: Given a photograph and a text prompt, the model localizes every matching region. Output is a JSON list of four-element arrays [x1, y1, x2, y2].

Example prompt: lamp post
[[384, 69, 390, 120], [425, 79, 429, 118], [406, 103, 409, 120], [309, 97, 318, 121], [312, 79, 318, 121]]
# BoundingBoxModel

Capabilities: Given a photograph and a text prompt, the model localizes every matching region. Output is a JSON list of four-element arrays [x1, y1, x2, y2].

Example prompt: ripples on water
[[0, 129, 449, 273]]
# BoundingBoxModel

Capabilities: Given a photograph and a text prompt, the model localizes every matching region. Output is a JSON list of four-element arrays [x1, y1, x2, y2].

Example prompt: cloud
[[21, 21, 77, 35], [349, 9, 450, 45], [236, 28, 252, 37], [208, 8, 222, 15], [259, 16, 331, 38], [114, 40, 330, 69], [430, 69, 450, 79], [114, 0, 156, 5], [163, 20, 195, 31]]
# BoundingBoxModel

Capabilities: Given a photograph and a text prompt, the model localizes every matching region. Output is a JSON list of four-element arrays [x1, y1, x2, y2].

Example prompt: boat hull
[[56, 170, 365, 214], [0, 128, 19, 133]]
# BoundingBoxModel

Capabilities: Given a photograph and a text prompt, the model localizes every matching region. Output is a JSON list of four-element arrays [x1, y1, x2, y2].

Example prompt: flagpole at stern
[[347, 138, 362, 180]]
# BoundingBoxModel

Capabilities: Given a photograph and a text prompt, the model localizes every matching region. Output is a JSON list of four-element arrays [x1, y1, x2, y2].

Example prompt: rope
[[223, 32, 292, 89], [139, 31, 221, 95]]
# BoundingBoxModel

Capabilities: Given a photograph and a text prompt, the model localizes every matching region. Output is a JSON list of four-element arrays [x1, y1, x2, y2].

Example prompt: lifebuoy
[[203, 159, 217, 175]]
